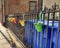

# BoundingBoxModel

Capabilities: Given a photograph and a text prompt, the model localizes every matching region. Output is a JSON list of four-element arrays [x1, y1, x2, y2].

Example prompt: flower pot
[[34, 23, 42, 32]]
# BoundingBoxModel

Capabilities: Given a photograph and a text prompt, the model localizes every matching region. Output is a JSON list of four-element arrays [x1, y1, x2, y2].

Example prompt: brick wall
[[4, 0, 60, 15], [4, 0, 38, 15]]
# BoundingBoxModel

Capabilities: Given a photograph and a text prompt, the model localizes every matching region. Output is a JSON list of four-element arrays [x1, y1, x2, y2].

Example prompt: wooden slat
[[6, 28, 26, 48]]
